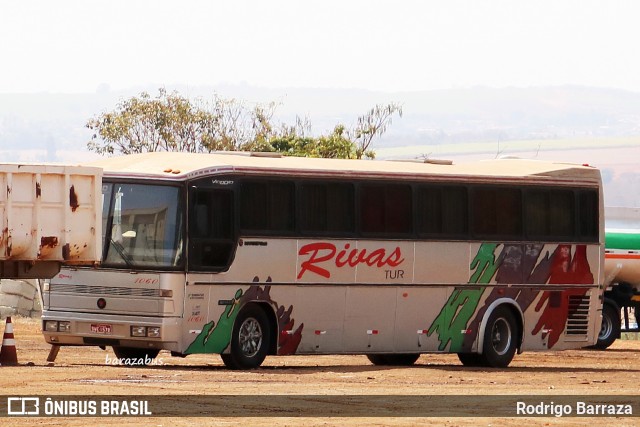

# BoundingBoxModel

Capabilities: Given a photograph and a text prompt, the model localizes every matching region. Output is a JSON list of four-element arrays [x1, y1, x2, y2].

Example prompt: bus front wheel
[[221, 305, 271, 370], [478, 306, 518, 368]]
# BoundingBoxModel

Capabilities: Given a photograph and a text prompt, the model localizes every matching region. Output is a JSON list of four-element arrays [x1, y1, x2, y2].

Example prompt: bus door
[[184, 184, 237, 351]]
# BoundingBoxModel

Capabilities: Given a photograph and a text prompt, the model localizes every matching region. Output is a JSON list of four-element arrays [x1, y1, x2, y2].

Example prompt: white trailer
[[0, 163, 102, 279]]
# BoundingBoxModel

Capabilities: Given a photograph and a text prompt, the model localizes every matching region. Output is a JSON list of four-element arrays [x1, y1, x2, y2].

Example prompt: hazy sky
[[2, 0, 639, 94]]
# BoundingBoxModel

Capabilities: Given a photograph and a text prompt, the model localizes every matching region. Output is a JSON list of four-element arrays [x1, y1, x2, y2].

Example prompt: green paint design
[[469, 243, 501, 284], [185, 289, 243, 354], [427, 243, 499, 351]]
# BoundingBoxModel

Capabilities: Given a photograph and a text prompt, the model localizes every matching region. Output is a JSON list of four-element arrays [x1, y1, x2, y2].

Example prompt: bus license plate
[[91, 324, 112, 334]]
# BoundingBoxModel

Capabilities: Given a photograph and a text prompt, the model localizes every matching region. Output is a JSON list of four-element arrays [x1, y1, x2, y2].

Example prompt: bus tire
[[593, 303, 620, 350], [478, 306, 518, 368], [221, 304, 270, 370], [457, 352, 483, 367], [366, 354, 420, 366], [111, 347, 160, 366]]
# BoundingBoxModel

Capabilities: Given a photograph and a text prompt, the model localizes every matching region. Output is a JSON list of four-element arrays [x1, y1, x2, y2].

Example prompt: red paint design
[[245, 278, 304, 356], [532, 245, 592, 348], [297, 242, 404, 279], [276, 304, 303, 355], [547, 245, 593, 285]]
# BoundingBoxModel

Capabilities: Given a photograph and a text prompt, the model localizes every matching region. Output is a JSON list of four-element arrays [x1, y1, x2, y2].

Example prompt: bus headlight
[[131, 326, 147, 337], [44, 320, 71, 332], [130, 326, 162, 338], [58, 321, 71, 332], [44, 320, 59, 332]]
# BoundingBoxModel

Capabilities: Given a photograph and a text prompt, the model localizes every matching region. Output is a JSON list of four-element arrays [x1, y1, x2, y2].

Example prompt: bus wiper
[[109, 238, 135, 267]]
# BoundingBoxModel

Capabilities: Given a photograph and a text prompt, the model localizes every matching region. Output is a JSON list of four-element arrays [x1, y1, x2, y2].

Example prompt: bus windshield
[[102, 182, 183, 269]]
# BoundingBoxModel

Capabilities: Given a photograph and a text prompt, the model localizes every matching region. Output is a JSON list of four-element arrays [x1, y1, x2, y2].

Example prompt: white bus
[[42, 152, 604, 369]]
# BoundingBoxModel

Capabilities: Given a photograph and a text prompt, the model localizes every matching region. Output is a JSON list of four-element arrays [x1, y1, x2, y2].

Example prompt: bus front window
[[103, 183, 183, 269]]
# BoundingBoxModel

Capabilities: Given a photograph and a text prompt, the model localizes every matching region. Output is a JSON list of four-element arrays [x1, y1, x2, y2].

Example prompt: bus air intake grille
[[49, 283, 161, 297], [565, 294, 591, 336]]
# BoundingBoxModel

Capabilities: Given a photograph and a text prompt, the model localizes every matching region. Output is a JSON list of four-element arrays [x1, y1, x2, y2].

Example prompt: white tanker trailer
[[598, 206, 640, 348]]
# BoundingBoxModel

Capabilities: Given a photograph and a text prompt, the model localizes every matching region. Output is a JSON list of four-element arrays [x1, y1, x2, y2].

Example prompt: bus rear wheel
[[478, 306, 518, 368], [366, 354, 420, 366], [111, 347, 160, 366], [221, 305, 271, 370]]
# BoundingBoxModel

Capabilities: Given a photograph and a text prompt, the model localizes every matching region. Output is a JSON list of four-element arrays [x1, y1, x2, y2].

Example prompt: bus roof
[[87, 151, 601, 184]]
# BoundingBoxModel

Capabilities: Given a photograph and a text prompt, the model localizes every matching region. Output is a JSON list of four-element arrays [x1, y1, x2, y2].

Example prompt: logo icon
[[7, 397, 40, 415]]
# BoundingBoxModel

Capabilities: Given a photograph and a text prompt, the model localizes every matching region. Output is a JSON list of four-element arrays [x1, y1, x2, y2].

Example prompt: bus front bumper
[[41, 311, 182, 352]]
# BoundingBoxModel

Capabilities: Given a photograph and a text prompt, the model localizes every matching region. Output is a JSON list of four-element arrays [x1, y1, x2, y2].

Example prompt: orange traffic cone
[[0, 316, 18, 366]]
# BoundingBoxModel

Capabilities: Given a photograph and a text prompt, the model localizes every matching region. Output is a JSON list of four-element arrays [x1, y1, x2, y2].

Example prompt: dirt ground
[[2, 316, 640, 426]]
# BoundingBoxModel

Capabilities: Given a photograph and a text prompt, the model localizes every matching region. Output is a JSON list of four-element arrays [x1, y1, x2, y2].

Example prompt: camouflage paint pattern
[[185, 276, 304, 355], [427, 243, 500, 351], [429, 243, 594, 352]]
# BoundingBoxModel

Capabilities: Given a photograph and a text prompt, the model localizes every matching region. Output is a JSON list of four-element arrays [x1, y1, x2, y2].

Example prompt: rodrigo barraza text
[[516, 401, 633, 417]]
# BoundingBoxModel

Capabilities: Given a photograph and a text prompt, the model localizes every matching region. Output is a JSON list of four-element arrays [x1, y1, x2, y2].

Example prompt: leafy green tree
[[269, 125, 356, 159], [87, 88, 402, 160], [87, 88, 220, 155], [310, 125, 357, 159]]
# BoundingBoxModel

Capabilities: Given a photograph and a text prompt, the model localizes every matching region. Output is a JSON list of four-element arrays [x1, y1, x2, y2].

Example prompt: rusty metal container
[[0, 163, 102, 278]]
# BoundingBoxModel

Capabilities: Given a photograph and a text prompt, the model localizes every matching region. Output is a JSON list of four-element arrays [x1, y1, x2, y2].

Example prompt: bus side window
[[240, 181, 295, 234], [417, 185, 467, 238], [360, 183, 412, 235], [189, 190, 235, 271], [525, 189, 575, 241], [299, 182, 354, 234], [471, 187, 522, 240]]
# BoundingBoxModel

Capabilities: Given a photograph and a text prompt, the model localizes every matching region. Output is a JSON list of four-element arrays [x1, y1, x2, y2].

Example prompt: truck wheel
[[366, 354, 420, 366], [221, 305, 270, 370], [594, 303, 620, 350], [478, 306, 518, 368], [112, 347, 160, 366]]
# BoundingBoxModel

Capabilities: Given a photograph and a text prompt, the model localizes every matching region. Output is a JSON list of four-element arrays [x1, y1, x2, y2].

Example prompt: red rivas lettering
[[298, 242, 404, 279]]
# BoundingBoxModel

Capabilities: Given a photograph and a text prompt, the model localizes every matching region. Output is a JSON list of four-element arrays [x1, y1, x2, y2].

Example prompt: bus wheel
[[221, 305, 271, 370], [593, 303, 620, 350], [457, 352, 483, 367], [111, 347, 160, 366], [479, 306, 517, 368], [366, 354, 420, 366]]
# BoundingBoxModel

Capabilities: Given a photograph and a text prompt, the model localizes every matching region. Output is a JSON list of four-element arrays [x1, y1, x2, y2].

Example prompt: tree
[[311, 125, 357, 159], [87, 88, 402, 160], [87, 88, 220, 155], [268, 125, 356, 159], [87, 89, 288, 155], [351, 103, 403, 159]]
